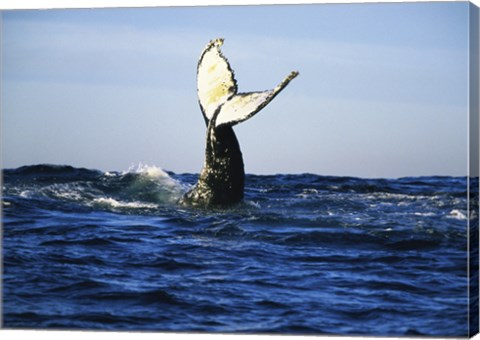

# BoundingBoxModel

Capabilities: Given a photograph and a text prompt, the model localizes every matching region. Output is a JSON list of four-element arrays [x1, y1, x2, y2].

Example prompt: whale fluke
[[182, 38, 298, 207], [197, 38, 298, 128]]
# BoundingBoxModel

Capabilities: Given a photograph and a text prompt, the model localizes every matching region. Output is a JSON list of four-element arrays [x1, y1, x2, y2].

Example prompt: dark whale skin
[[181, 124, 244, 207]]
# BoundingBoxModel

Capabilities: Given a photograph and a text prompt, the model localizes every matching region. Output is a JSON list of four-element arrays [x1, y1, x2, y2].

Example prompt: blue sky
[[1, 2, 471, 177]]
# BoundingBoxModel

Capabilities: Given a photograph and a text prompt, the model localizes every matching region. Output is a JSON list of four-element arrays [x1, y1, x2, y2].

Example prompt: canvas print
[[1, 1, 479, 337]]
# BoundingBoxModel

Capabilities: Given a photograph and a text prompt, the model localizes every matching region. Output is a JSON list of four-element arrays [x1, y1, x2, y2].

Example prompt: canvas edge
[[0, 9, 5, 331], [0, 1, 478, 338], [468, 1, 480, 338]]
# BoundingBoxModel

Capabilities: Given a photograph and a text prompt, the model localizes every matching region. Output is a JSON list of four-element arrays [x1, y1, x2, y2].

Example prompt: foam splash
[[92, 197, 158, 209], [447, 209, 467, 220], [414, 212, 436, 217], [45, 183, 88, 201], [120, 163, 187, 204], [125, 163, 171, 178]]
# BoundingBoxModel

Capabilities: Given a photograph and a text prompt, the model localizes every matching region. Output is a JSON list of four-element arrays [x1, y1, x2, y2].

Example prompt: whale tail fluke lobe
[[197, 38, 298, 128]]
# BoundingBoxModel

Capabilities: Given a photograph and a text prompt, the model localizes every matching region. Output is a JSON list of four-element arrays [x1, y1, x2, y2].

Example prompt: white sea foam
[[124, 163, 170, 178], [126, 163, 183, 188], [47, 184, 86, 201], [245, 200, 261, 209], [122, 163, 187, 203], [447, 209, 467, 220], [414, 212, 436, 217], [19, 190, 34, 198], [296, 188, 319, 198], [93, 197, 158, 209]]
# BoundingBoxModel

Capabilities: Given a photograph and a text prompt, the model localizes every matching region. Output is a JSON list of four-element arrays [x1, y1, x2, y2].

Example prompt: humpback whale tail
[[182, 38, 298, 207], [197, 38, 298, 128]]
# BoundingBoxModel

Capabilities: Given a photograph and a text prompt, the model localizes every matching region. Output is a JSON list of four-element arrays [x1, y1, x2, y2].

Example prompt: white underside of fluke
[[197, 38, 298, 128]]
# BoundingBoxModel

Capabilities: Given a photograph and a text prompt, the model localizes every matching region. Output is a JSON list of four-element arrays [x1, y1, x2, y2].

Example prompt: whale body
[[181, 38, 298, 207]]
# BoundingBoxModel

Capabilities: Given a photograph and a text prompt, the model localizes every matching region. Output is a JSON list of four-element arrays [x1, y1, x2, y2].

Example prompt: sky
[[1, 2, 472, 177]]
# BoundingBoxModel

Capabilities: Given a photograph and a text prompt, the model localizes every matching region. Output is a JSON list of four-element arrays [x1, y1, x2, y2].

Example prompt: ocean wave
[[3, 163, 187, 211], [2, 164, 471, 335]]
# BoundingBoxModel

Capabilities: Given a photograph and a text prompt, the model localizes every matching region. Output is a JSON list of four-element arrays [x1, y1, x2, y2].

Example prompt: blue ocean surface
[[1, 164, 472, 336]]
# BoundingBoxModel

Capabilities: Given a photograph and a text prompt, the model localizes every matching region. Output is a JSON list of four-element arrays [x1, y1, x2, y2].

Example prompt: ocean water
[[1, 164, 475, 336]]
